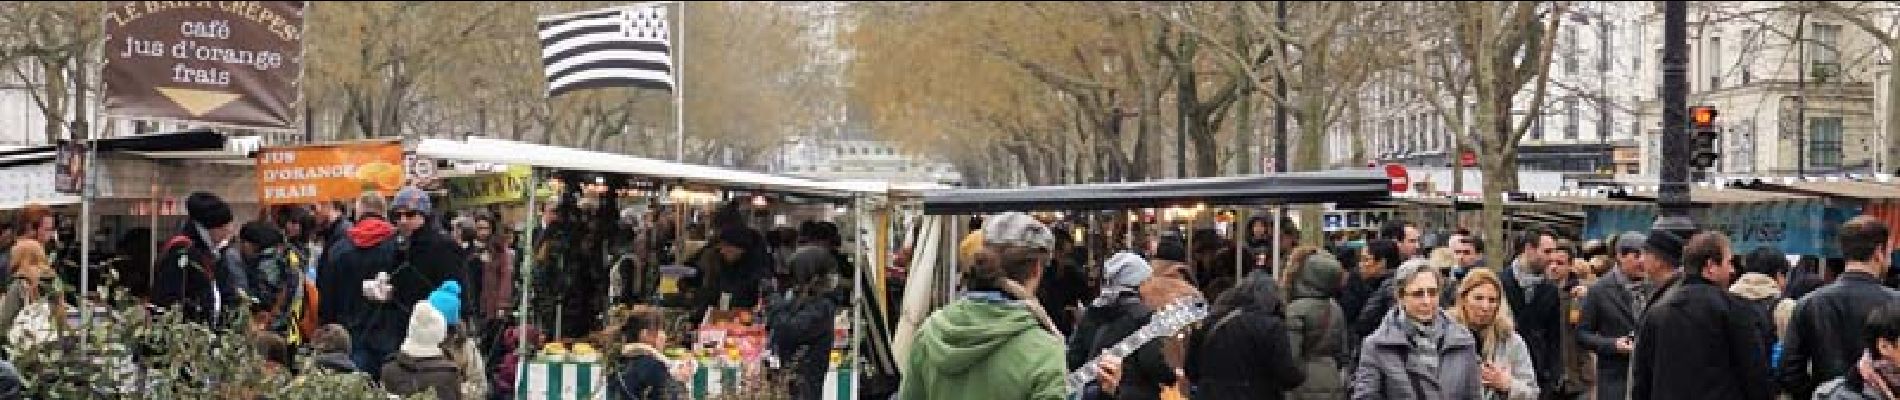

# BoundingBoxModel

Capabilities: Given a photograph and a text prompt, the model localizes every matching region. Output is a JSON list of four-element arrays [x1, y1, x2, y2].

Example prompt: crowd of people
[[898, 211, 1900, 400], [0, 186, 856, 400]]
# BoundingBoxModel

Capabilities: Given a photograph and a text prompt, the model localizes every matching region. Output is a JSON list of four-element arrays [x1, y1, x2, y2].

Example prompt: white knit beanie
[[399, 301, 447, 358]]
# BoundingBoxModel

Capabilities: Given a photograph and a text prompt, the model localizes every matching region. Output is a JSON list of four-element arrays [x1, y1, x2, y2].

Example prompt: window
[[1709, 37, 1721, 89], [1565, 98, 1580, 140], [1565, 31, 1580, 74], [1809, 117, 1843, 170], [1599, 23, 1614, 72], [1811, 24, 1842, 81]]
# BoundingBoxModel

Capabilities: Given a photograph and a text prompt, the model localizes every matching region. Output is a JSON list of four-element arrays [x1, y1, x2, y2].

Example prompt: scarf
[[1401, 311, 1443, 372], [1857, 352, 1900, 399]]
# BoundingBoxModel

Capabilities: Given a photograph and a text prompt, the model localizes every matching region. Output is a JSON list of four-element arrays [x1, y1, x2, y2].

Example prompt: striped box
[[517, 360, 606, 400]]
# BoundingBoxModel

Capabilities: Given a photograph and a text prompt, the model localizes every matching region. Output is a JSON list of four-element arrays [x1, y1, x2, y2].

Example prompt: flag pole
[[672, 1, 686, 162]]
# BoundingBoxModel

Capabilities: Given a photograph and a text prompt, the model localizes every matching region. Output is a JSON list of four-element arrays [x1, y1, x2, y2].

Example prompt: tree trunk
[[1480, 153, 1510, 271]]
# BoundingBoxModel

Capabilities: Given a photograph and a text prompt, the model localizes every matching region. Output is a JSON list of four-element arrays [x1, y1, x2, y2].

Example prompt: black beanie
[[719, 227, 762, 249], [1153, 238, 1189, 263], [186, 192, 233, 229], [1646, 230, 1686, 267], [239, 221, 284, 249]]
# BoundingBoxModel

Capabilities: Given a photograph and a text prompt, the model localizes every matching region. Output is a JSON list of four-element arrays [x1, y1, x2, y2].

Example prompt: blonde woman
[[1451, 268, 1540, 400], [0, 240, 67, 351]]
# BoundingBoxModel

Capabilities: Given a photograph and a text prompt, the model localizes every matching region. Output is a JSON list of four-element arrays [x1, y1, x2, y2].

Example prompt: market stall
[[416, 137, 882, 400], [891, 170, 1393, 395]]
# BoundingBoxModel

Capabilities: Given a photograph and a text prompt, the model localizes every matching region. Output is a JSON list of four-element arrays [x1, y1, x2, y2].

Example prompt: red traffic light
[[1690, 106, 1718, 128]]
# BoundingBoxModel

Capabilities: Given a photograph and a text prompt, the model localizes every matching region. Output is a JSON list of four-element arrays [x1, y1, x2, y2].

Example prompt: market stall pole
[[79, 142, 95, 345], [516, 167, 542, 362]]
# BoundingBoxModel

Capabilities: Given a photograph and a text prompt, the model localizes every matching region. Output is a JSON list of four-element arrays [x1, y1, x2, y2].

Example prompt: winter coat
[[611, 345, 686, 400], [152, 224, 223, 324], [1728, 273, 1787, 359], [477, 244, 514, 320], [381, 353, 463, 400], [1815, 368, 1897, 400], [1350, 277, 1396, 342], [318, 218, 396, 327], [1089, 300, 1175, 400], [767, 290, 838, 400], [1498, 263, 1564, 396], [1474, 331, 1540, 400], [1780, 271, 1900, 398], [1630, 275, 1774, 400], [1350, 308, 1483, 400], [1286, 253, 1349, 399], [493, 325, 545, 396], [899, 295, 1067, 400], [394, 227, 466, 312], [1578, 268, 1641, 400], [311, 351, 359, 374], [219, 246, 254, 309], [1186, 308, 1306, 400]]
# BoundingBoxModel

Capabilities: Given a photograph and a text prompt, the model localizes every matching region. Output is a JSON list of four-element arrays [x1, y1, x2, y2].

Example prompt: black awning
[[921, 171, 1393, 214], [65, 129, 226, 153]]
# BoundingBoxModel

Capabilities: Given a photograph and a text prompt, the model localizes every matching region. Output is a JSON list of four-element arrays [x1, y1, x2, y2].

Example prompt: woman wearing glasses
[[1350, 259, 1482, 400], [1451, 268, 1540, 400]]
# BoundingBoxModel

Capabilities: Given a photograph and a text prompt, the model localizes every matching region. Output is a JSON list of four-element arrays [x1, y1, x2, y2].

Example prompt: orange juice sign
[[257, 143, 405, 205]]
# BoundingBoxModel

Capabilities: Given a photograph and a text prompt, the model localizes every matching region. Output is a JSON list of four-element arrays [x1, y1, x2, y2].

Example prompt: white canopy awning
[[416, 137, 883, 198]]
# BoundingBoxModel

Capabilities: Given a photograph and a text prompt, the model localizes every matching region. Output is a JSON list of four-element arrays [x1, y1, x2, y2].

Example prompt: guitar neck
[[1065, 298, 1207, 391]]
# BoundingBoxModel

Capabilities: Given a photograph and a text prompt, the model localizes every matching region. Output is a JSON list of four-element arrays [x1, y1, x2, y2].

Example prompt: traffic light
[[1689, 106, 1719, 170]]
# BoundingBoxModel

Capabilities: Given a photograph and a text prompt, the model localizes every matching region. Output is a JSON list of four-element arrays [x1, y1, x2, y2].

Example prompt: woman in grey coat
[[1350, 259, 1482, 400], [1282, 247, 1348, 399], [1449, 268, 1540, 400]]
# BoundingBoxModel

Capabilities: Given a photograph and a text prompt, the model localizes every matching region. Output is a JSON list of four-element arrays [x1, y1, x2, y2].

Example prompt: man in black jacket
[[1577, 232, 1646, 400], [153, 192, 236, 325], [322, 192, 402, 379], [1779, 216, 1897, 398], [390, 187, 466, 322], [1630, 231, 1772, 400], [1500, 229, 1564, 398]]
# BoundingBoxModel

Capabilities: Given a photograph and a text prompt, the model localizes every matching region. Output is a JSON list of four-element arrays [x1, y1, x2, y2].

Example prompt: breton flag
[[538, 4, 674, 97]]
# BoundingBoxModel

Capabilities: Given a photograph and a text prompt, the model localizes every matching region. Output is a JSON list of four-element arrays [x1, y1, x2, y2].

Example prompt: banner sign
[[445, 165, 532, 206], [1321, 210, 1393, 232], [256, 142, 405, 205], [55, 142, 88, 195], [103, 1, 304, 129]]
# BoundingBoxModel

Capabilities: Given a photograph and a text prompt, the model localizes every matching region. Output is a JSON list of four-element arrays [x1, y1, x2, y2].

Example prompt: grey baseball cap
[[1615, 232, 1647, 253], [981, 212, 1055, 250]]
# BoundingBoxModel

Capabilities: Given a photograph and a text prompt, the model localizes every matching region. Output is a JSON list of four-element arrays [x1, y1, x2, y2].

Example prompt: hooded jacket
[[900, 297, 1066, 400], [1729, 272, 1789, 349], [1286, 252, 1349, 399], [1186, 289, 1306, 400], [319, 218, 396, 327], [382, 353, 463, 400]]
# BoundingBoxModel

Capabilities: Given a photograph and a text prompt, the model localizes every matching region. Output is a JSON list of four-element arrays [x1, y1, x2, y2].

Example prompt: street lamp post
[[1653, 0, 1697, 235]]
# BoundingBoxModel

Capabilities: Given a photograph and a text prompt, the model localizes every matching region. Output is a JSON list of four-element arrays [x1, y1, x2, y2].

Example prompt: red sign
[[1383, 163, 1410, 192], [1460, 150, 1477, 167]]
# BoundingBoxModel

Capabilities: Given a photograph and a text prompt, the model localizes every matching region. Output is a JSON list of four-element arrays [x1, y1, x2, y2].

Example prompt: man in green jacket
[[900, 213, 1080, 400]]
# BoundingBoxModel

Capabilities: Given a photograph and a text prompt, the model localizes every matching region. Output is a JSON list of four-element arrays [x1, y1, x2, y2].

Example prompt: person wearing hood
[[1283, 247, 1350, 399], [1186, 271, 1305, 400], [1814, 301, 1900, 400], [321, 191, 402, 377], [1782, 217, 1898, 399], [1731, 246, 1792, 362], [1631, 231, 1773, 400], [382, 301, 463, 400], [1577, 232, 1647, 400], [153, 192, 237, 325], [767, 229, 841, 400], [1067, 251, 1172, 400], [611, 305, 692, 400], [1350, 258, 1483, 399], [900, 213, 1070, 400]]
